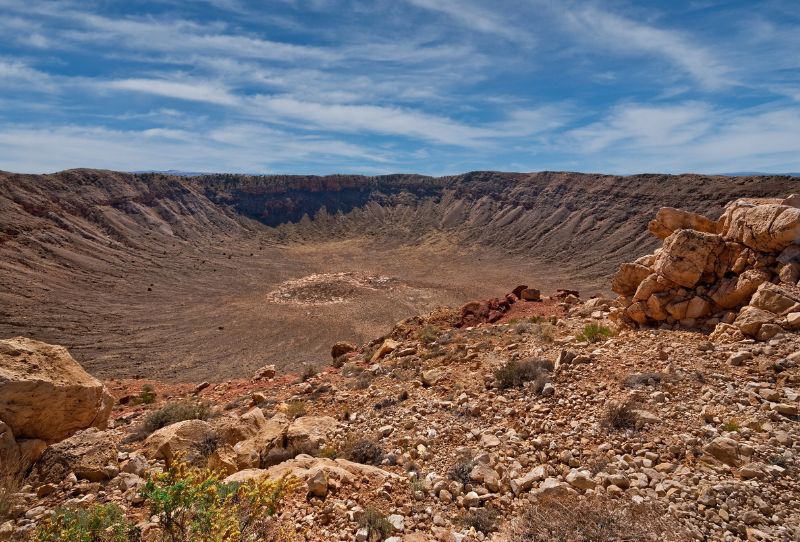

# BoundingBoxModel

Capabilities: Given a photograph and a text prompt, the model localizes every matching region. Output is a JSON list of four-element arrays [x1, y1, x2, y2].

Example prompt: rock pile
[[612, 197, 800, 340], [456, 285, 545, 328]]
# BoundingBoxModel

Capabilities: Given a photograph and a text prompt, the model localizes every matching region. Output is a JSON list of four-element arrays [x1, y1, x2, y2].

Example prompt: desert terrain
[[1, 169, 796, 381]]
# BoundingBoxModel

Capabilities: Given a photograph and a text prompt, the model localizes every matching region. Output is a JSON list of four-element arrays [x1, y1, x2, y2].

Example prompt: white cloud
[[404, 0, 535, 46], [559, 5, 731, 90], [564, 101, 800, 173], [0, 123, 385, 174], [106, 78, 240, 106]]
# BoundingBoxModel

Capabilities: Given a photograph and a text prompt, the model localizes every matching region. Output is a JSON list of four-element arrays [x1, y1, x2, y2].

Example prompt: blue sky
[[0, 0, 798, 175]]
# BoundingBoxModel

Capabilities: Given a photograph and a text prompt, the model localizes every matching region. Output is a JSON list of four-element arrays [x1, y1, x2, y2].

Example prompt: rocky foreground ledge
[[1, 198, 799, 542]]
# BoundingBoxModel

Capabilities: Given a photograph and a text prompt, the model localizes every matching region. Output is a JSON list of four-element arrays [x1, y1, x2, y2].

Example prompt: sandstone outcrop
[[0, 337, 114, 443], [611, 196, 800, 340]]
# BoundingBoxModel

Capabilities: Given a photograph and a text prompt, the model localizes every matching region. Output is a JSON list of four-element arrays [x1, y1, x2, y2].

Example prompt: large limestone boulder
[[653, 230, 726, 288], [286, 415, 340, 449], [31, 428, 118, 484], [648, 207, 717, 240], [734, 306, 776, 337], [216, 407, 272, 446], [0, 337, 114, 442], [709, 269, 770, 309], [224, 455, 398, 497], [611, 263, 652, 296], [233, 413, 288, 470], [720, 201, 800, 252], [749, 282, 800, 315], [144, 419, 217, 467]]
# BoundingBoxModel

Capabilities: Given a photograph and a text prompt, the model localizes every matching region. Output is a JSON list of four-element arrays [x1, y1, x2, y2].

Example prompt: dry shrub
[[447, 453, 474, 485], [507, 493, 685, 541], [285, 400, 307, 419], [339, 435, 384, 465], [461, 507, 499, 534], [601, 399, 638, 431], [494, 358, 553, 390]]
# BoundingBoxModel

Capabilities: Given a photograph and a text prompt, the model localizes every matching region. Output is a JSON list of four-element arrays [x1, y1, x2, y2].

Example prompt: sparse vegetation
[[419, 324, 440, 345], [602, 399, 638, 431], [340, 435, 384, 465], [285, 400, 307, 419], [136, 384, 157, 405], [33, 504, 139, 542], [141, 457, 300, 542], [508, 494, 684, 541], [460, 507, 499, 534], [576, 323, 616, 343], [143, 401, 211, 434], [300, 364, 318, 382], [722, 419, 741, 432], [447, 453, 474, 485], [494, 358, 553, 390], [358, 508, 393, 541]]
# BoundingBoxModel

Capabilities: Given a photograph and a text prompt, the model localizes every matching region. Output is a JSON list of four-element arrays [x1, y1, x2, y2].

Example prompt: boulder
[[734, 306, 776, 337], [0, 337, 114, 442], [653, 230, 726, 288], [709, 269, 770, 309], [704, 437, 740, 467], [371, 339, 399, 362], [31, 428, 118, 483], [520, 288, 541, 301], [749, 282, 799, 315], [216, 407, 271, 446], [685, 296, 712, 319], [286, 415, 339, 449], [252, 365, 276, 380], [720, 201, 800, 252], [144, 419, 218, 467], [233, 413, 288, 469], [611, 263, 653, 296], [331, 342, 356, 359], [224, 455, 397, 487], [648, 207, 717, 239]]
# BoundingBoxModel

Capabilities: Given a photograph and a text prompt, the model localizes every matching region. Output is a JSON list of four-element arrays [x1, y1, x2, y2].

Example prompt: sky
[[0, 0, 799, 176]]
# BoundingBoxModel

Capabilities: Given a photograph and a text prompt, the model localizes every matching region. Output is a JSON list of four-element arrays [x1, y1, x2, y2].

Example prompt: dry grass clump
[[507, 493, 685, 541], [358, 508, 393, 541], [447, 453, 475, 485], [285, 399, 307, 419], [601, 399, 638, 431], [460, 507, 499, 534], [494, 358, 553, 390]]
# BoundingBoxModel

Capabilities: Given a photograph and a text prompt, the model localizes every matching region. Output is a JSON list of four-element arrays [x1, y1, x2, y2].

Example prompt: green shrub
[[358, 508, 393, 541], [33, 504, 139, 542], [494, 358, 553, 390], [137, 384, 157, 405], [285, 400, 306, 419], [142, 458, 300, 542], [577, 323, 615, 343], [722, 419, 740, 432], [143, 401, 211, 434]]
